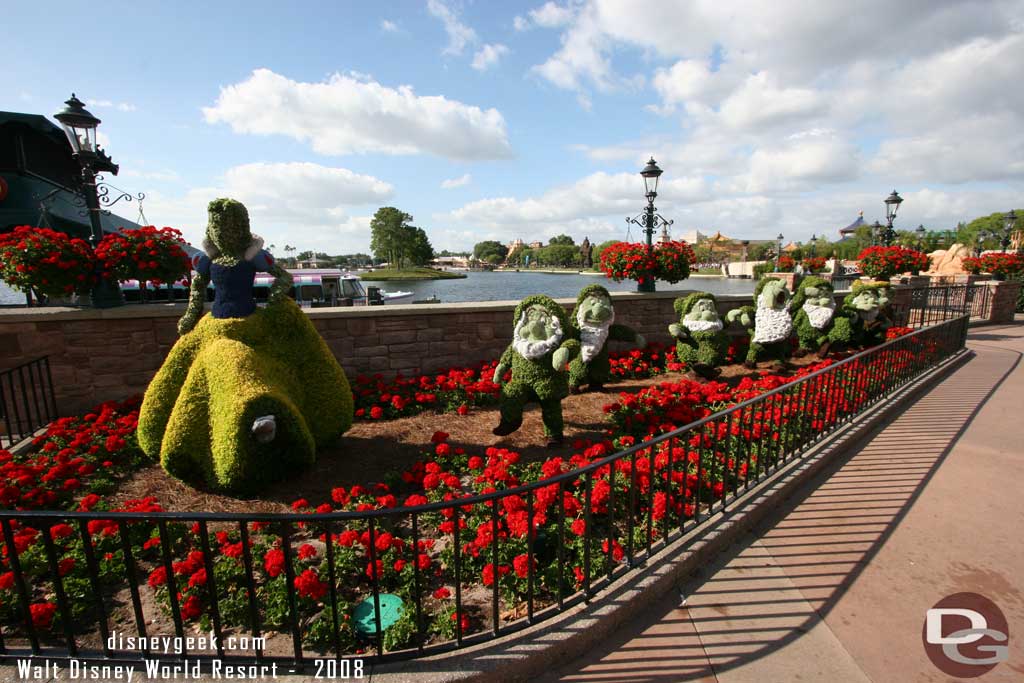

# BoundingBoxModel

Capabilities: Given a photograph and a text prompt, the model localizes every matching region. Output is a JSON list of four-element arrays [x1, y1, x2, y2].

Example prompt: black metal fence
[[0, 357, 57, 449], [0, 316, 970, 673], [906, 284, 992, 326]]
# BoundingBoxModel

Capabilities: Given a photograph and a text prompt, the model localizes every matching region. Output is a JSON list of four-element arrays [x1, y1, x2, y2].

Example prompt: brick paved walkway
[[541, 320, 1024, 682]]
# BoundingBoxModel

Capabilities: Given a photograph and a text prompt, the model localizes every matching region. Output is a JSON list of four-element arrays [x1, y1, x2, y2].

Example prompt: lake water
[[363, 270, 753, 303], [0, 271, 754, 307]]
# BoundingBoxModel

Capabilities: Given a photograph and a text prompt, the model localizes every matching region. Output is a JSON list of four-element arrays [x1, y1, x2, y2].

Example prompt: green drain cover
[[353, 594, 404, 636]]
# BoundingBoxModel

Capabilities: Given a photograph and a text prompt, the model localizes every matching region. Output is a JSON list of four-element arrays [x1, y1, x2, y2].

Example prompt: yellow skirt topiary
[[137, 298, 353, 493]]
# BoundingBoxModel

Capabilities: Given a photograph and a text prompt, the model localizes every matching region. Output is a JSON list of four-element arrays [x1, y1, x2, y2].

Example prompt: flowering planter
[[768, 272, 799, 291]]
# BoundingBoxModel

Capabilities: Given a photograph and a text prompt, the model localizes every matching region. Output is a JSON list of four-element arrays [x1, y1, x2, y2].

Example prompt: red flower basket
[[0, 226, 97, 298], [599, 240, 694, 285], [961, 253, 1024, 280], [774, 254, 796, 272], [801, 256, 827, 273], [857, 246, 930, 280], [95, 227, 192, 286]]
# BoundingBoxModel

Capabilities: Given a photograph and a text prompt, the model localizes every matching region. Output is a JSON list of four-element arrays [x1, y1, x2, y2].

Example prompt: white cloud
[[86, 98, 137, 112], [472, 43, 510, 71], [527, 2, 575, 29], [427, 0, 478, 56], [202, 69, 513, 160], [740, 131, 860, 193], [441, 174, 472, 189], [141, 162, 393, 253], [513, 15, 530, 31], [718, 73, 827, 131], [380, 19, 400, 33]]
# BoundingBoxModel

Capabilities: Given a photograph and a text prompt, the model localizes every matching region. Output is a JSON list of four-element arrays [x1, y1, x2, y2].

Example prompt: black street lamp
[[626, 157, 673, 292], [809, 233, 818, 256], [1002, 210, 1017, 252], [871, 220, 885, 246], [915, 224, 926, 250], [881, 190, 903, 246], [776, 233, 784, 268], [54, 94, 124, 308]]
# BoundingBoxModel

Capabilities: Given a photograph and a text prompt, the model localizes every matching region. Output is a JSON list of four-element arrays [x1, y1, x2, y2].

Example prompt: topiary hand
[[668, 323, 683, 339], [552, 347, 569, 370], [493, 363, 507, 384]]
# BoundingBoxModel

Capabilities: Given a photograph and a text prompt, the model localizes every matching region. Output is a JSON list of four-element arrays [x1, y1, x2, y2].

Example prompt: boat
[[412, 295, 441, 304], [121, 269, 413, 307]]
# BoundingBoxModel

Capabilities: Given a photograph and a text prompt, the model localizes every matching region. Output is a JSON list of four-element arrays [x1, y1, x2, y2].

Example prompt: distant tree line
[[369, 207, 435, 269]]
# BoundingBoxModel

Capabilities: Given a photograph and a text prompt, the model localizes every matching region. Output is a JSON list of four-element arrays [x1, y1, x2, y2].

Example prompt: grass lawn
[[360, 267, 467, 280]]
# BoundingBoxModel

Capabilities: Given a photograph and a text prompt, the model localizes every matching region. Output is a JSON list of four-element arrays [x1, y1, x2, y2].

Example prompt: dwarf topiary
[[138, 198, 353, 493], [842, 280, 893, 347], [789, 276, 853, 357], [492, 294, 580, 447], [727, 276, 793, 368], [668, 292, 728, 379], [567, 285, 644, 392]]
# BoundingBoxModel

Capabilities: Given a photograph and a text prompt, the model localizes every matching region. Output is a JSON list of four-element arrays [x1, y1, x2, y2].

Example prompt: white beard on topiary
[[682, 318, 723, 333], [753, 306, 793, 343], [577, 306, 613, 362], [858, 308, 879, 322], [513, 313, 564, 359], [802, 302, 835, 330]]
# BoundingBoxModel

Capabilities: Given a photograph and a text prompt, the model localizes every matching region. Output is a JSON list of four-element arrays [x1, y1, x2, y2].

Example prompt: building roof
[[840, 211, 865, 235]]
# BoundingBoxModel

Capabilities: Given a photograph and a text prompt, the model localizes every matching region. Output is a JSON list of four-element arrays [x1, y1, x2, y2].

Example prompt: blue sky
[[5, 1, 1023, 254]]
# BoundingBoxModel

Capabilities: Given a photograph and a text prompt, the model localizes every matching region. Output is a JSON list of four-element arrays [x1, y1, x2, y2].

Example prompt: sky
[[5, 0, 1023, 255]]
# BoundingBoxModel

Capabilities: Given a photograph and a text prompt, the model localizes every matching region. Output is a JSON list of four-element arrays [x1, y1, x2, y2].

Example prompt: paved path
[[541, 321, 1024, 682]]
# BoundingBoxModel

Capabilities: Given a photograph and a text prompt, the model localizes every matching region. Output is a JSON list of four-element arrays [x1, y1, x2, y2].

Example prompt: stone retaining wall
[[0, 290, 768, 415]]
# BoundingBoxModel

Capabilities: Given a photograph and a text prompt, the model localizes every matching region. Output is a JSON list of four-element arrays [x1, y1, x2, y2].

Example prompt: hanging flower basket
[[95, 227, 192, 286], [802, 256, 827, 273], [599, 240, 694, 285], [0, 226, 97, 299]]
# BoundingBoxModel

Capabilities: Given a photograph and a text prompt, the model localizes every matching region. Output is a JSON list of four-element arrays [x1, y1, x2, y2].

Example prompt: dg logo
[[923, 592, 1009, 678]]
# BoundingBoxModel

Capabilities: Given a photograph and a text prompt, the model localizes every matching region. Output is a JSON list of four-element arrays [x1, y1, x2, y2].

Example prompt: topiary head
[[513, 294, 569, 344], [756, 277, 790, 311], [674, 291, 720, 323], [571, 285, 613, 326], [845, 281, 888, 320], [205, 198, 252, 259], [792, 276, 834, 309]]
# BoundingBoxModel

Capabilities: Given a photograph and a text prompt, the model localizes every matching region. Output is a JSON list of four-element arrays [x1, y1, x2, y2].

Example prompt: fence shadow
[[543, 344, 1020, 682]]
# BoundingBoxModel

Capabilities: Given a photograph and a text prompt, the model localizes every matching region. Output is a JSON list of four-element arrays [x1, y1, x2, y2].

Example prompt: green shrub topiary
[[138, 298, 353, 493]]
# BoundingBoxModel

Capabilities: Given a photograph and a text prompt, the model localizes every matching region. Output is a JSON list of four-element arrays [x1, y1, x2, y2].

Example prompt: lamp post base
[[89, 279, 125, 308], [636, 280, 656, 293]]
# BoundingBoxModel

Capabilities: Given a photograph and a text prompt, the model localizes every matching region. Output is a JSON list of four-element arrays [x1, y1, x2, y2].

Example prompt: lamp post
[[881, 190, 903, 246], [1002, 210, 1017, 252], [776, 233, 784, 269], [626, 157, 673, 292], [54, 94, 124, 308], [915, 224, 926, 250], [871, 220, 885, 246], [809, 233, 818, 256]]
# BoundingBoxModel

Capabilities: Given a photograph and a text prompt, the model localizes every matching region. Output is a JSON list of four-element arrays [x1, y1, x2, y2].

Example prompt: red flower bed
[[0, 226, 97, 298], [94, 227, 191, 286], [857, 246, 930, 280], [0, 333, 950, 652], [353, 345, 673, 420], [599, 240, 694, 285]]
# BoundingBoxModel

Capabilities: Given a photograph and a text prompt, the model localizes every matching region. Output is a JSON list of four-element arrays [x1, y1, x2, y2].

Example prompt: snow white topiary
[[138, 198, 353, 493], [788, 276, 852, 357], [668, 292, 728, 379], [492, 294, 580, 447], [567, 285, 644, 392], [727, 276, 793, 368]]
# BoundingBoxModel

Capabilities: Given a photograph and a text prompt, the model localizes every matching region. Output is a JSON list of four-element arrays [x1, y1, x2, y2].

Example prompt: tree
[[406, 226, 435, 266], [541, 243, 580, 267], [297, 250, 315, 261], [473, 240, 508, 263], [549, 234, 575, 246], [370, 207, 415, 268], [748, 243, 772, 261]]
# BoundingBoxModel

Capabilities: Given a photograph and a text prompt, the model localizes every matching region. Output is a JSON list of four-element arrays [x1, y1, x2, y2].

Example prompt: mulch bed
[[108, 353, 831, 514]]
